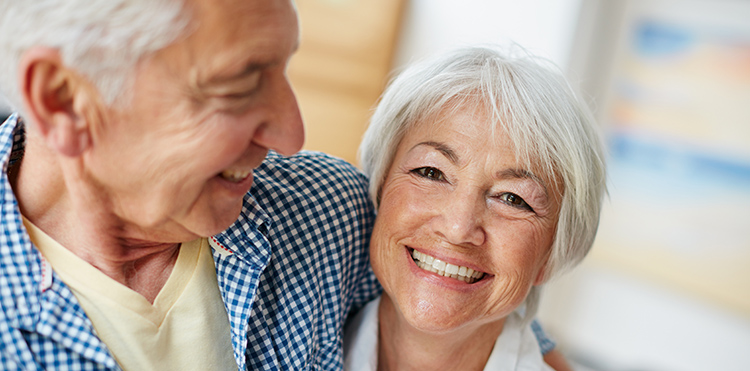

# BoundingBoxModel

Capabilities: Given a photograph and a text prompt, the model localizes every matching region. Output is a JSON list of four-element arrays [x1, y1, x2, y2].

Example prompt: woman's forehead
[[408, 102, 511, 152]]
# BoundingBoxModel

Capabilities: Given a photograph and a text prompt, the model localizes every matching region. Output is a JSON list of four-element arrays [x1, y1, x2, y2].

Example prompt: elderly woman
[[345, 46, 606, 370]]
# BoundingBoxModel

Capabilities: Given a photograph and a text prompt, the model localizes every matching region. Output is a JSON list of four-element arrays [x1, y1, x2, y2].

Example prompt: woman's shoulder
[[343, 296, 381, 371], [485, 311, 555, 370]]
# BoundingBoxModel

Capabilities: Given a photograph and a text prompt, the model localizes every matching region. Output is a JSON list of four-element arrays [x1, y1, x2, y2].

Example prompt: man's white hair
[[359, 46, 607, 323], [0, 0, 189, 112]]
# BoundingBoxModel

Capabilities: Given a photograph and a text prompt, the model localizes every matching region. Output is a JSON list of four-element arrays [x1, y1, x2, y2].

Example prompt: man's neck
[[376, 294, 505, 371], [10, 137, 181, 303]]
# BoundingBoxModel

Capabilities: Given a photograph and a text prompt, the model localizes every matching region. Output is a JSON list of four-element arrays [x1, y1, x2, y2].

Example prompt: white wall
[[539, 263, 750, 371], [392, 0, 583, 71], [0, 93, 10, 115]]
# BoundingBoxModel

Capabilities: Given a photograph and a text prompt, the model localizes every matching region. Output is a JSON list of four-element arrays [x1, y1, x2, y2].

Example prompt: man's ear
[[19, 47, 96, 157]]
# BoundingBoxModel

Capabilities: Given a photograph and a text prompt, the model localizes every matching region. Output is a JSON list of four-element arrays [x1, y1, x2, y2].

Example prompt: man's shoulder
[[258, 150, 366, 181], [240, 152, 377, 370], [253, 150, 370, 204]]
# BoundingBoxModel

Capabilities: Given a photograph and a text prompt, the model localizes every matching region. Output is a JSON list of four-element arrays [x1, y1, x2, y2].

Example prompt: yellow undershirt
[[23, 217, 236, 371]]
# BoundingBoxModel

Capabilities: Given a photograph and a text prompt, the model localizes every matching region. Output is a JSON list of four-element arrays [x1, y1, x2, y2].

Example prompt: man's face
[[84, 0, 303, 243]]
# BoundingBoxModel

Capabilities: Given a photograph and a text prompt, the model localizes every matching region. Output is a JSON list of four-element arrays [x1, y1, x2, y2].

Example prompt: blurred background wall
[[289, 0, 750, 370], [536, 2, 750, 371], [0, 92, 8, 122]]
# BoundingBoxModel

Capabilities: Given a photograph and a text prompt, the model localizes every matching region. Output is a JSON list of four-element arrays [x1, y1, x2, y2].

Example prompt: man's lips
[[219, 168, 253, 183]]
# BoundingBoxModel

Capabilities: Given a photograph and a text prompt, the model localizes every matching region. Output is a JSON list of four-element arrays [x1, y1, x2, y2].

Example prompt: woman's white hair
[[0, 0, 189, 112], [359, 46, 607, 322]]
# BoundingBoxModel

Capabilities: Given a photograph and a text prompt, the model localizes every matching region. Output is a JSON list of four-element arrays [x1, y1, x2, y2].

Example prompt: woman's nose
[[434, 190, 486, 247]]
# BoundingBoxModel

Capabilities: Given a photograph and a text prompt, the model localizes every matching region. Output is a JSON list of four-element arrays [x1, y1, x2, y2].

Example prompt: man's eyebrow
[[208, 39, 299, 85], [204, 61, 269, 85], [413, 141, 459, 164], [200, 38, 299, 87]]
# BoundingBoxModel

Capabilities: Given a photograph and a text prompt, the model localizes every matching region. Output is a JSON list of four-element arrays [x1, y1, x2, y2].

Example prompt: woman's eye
[[412, 167, 445, 181], [498, 192, 533, 211]]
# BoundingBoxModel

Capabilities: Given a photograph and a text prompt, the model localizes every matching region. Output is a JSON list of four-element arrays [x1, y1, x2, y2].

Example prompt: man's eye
[[412, 167, 445, 181], [219, 90, 257, 100], [211, 71, 263, 101], [498, 192, 533, 211]]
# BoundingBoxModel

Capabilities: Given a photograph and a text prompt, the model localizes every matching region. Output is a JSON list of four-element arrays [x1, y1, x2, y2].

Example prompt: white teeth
[[220, 169, 251, 183], [432, 259, 446, 271], [445, 263, 459, 275], [410, 249, 486, 283]]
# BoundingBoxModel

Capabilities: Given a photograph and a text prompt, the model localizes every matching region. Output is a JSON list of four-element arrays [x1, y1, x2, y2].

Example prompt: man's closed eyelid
[[207, 78, 262, 98]]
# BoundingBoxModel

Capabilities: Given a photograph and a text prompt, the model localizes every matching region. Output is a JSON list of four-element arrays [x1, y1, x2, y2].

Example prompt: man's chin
[[180, 192, 246, 239], [199, 205, 244, 237]]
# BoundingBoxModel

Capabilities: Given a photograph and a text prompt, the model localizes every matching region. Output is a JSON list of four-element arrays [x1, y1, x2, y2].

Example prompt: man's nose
[[254, 75, 305, 156]]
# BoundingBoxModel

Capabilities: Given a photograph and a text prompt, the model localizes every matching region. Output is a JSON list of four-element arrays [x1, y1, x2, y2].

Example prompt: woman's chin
[[396, 296, 477, 333], [384, 289, 514, 338]]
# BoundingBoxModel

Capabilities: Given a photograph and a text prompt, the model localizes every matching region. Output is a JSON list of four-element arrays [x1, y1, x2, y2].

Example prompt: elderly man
[[0, 0, 378, 369], [0, 0, 571, 370]]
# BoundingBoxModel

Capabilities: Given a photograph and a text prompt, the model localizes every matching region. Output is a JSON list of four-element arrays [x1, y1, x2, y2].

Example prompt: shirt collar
[[211, 177, 273, 267], [0, 115, 92, 328], [0, 114, 41, 330], [1, 113, 23, 170], [343, 296, 380, 371], [342, 295, 549, 370]]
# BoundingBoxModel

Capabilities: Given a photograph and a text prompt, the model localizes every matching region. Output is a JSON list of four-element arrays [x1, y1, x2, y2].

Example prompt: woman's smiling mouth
[[410, 249, 486, 283]]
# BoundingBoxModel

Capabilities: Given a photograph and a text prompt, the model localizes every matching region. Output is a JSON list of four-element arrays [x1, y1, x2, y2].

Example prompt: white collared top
[[344, 296, 554, 371]]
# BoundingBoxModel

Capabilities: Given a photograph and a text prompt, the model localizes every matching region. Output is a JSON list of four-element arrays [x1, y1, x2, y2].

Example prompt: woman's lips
[[410, 249, 486, 283]]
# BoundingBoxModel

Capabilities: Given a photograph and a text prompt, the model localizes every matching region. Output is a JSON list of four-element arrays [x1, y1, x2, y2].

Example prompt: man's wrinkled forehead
[[155, 0, 299, 87]]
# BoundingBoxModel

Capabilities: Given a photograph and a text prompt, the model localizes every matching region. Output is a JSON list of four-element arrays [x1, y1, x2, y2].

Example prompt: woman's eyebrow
[[413, 141, 459, 164], [496, 168, 548, 195]]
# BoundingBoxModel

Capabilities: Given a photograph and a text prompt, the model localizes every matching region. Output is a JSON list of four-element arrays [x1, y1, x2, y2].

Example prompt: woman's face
[[370, 104, 561, 334]]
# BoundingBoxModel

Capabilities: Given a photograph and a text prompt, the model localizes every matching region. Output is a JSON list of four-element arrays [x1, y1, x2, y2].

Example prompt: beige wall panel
[[289, 0, 405, 164]]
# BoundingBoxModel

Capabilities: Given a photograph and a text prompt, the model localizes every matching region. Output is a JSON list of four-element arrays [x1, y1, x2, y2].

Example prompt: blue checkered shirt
[[0, 114, 381, 370]]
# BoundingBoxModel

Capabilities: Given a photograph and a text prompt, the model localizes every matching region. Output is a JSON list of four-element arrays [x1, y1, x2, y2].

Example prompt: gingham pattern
[[0, 114, 382, 370], [0, 114, 119, 370], [530, 312, 556, 355], [214, 150, 381, 370]]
